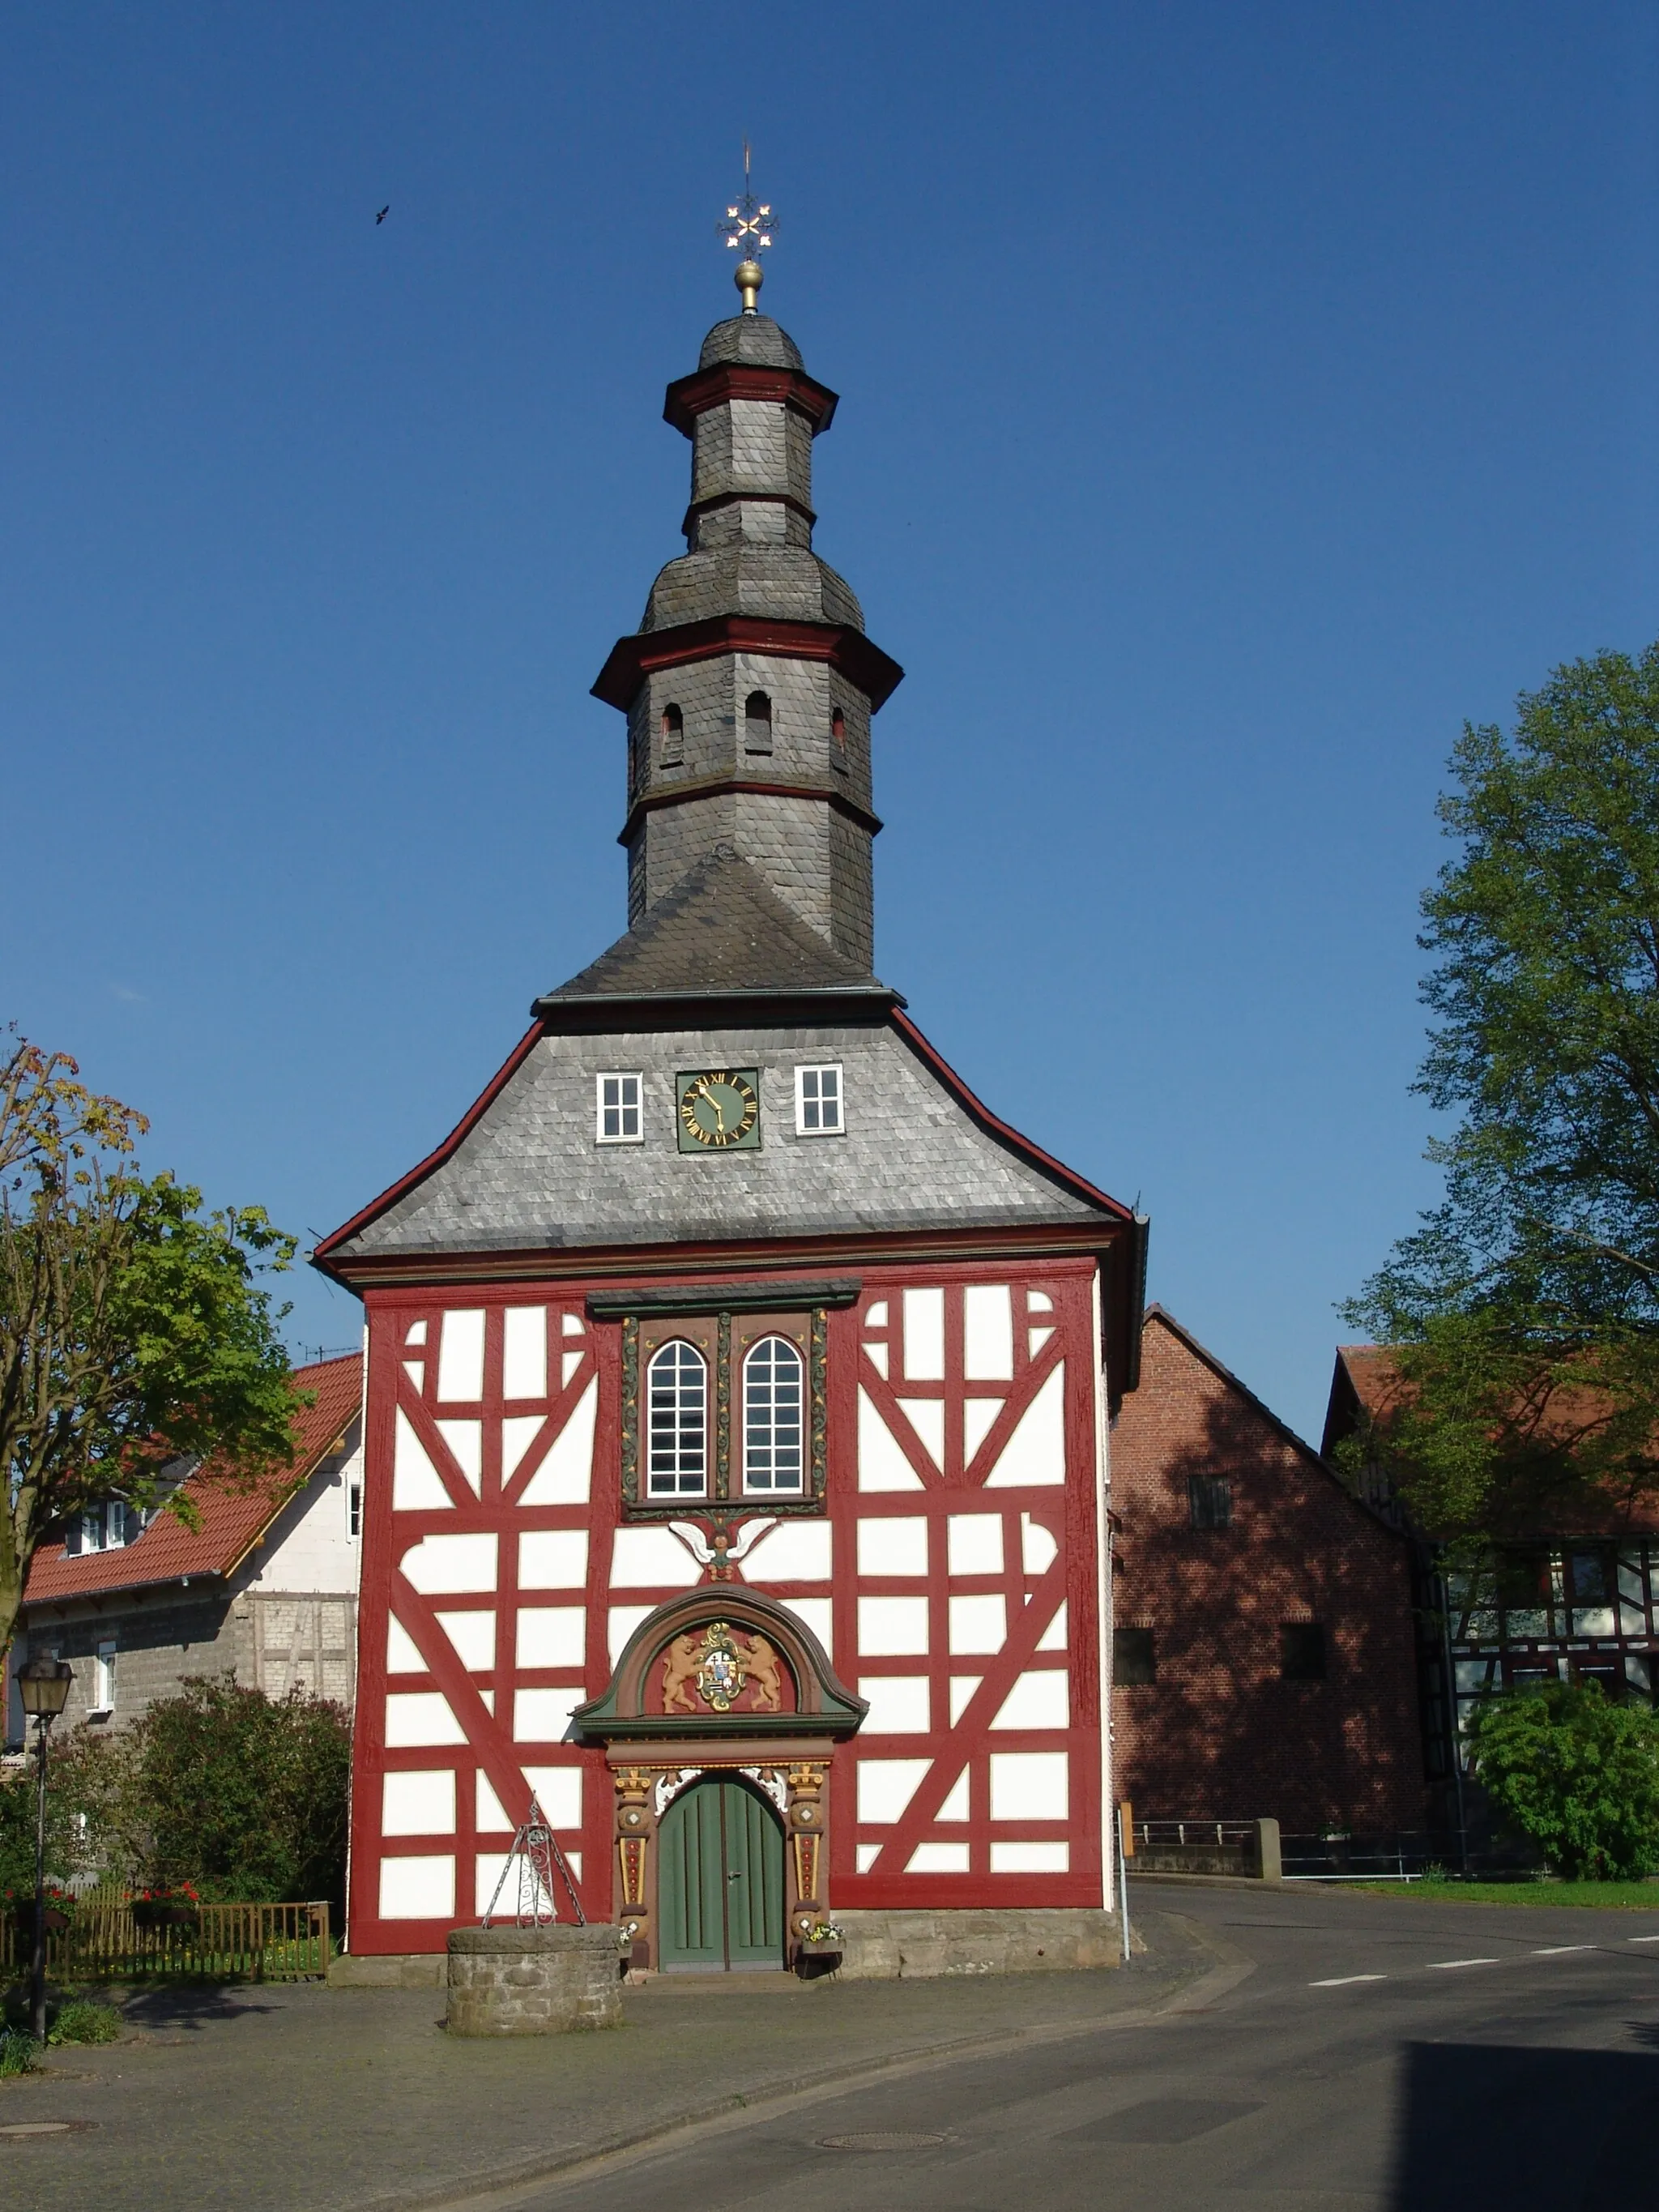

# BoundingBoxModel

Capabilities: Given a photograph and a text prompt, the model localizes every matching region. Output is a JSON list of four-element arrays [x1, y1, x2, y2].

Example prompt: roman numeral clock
[[676, 1070, 761, 1151]]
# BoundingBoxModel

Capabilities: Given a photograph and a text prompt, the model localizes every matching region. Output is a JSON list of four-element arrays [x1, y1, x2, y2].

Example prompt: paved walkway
[[0, 1915, 1220, 2212]]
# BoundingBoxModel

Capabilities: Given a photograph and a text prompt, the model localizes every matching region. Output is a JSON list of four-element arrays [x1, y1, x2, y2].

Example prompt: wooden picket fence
[[2, 1896, 331, 1982]]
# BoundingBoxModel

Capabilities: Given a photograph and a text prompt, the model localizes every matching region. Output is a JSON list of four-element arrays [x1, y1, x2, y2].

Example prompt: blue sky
[[5, 4, 1657, 1443]]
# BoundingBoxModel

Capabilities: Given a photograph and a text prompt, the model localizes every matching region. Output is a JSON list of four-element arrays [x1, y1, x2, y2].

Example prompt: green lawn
[[1352, 1877, 1659, 1908]]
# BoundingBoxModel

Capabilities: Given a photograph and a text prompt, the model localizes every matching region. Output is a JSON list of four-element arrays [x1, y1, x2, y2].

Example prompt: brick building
[[5, 1353, 365, 1744], [1110, 1310, 1427, 1834]]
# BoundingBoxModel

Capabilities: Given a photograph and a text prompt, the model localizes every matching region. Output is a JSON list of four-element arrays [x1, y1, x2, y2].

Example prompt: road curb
[[355, 1920, 1255, 2212]]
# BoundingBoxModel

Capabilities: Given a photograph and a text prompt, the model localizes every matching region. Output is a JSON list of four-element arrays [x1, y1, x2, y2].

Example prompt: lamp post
[[16, 1655, 74, 2041]]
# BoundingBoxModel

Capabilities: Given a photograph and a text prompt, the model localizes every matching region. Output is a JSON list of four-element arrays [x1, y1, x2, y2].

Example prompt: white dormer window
[[596, 1072, 643, 1144], [795, 1064, 843, 1136]]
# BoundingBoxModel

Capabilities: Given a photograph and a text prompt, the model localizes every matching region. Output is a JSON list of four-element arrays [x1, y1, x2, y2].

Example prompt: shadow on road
[[1389, 2041, 1659, 2210]]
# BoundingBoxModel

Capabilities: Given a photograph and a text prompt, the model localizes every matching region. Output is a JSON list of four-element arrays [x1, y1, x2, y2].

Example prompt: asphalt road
[[488, 1883, 1659, 2212]]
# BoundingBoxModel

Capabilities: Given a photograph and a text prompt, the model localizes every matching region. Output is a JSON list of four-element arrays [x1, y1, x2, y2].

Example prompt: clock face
[[676, 1068, 761, 1151]]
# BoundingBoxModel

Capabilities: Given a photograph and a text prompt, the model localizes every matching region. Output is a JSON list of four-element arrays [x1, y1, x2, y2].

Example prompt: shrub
[[49, 2001, 121, 2045], [0, 2031, 37, 2078], [1466, 1680, 1659, 1878]]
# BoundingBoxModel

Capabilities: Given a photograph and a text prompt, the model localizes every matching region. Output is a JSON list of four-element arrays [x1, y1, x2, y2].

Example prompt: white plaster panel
[[740, 1518, 832, 1582], [963, 1399, 1003, 1463], [522, 1766, 583, 1828], [387, 1616, 425, 1674], [949, 1594, 1007, 1654], [857, 1757, 931, 1824], [518, 1528, 589, 1590], [476, 1770, 512, 1833], [437, 1309, 486, 1403], [855, 1843, 883, 1873], [385, 1693, 467, 1747], [502, 1307, 548, 1399], [777, 1596, 833, 1656], [561, 1352, 584, 1389], [382, 1770, 456, 1837], [1037, 1600, 1069, 1653], [561, 1312, 585, 1336], [897, 1399, 945, 1469], [864, 1301, 889, 1330], [1028, 1326, 1056, 1360], [947, 1514, 1004, 1576], [502, 1416, 544, 1484], [983, 1365, 1067, 1487], [513, 1688, 582, 1742], [518, 1378, 596, 1504], [378, 1855, 454, 1919], [858, 1676, 931, 1732], [475, 1852, 553, 1918], [937, 1768, 970, 1820], [393, 1409, 451, 1511], [906, 1841, 970, 1873], [858, 1595, 930, 1656], [990, 1841, 1069, 1873], [608, 1604, 654, 1664], [857, 1388, 923, 1490], [990, 1670, 1070, 1730], [902, 1288, 945, 1380], [434, 1420, 482, 1492], [963, 1285, 1013, 1379], [989, 1752, 1068, 1821], [1027, 1292, 1053, 1315], [435, 1611, 495, 1672], [516, 1608, 586, 1668], [400, 1532, 497, 1594], [404, 1320, 429, 1347], [609, 1524, 703, 1589], [864, 1343, 889, 1379], [948, 1677, 981, 1723], [857, 1517, 928, 1578], [1021, 1514, 1059, 1574]]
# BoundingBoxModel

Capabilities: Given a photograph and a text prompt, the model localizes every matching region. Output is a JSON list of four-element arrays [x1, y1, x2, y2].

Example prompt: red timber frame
[[345, 1252, 1109, 1954]]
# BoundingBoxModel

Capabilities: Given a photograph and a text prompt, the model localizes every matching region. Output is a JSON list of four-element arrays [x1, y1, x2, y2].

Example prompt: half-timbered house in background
[[313, 265, 1149, 1976]]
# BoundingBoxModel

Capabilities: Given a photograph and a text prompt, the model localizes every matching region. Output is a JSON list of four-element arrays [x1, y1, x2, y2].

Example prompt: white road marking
[[1309, 1974, 1388, 1988], [1627, 1934, 1659, 1943], [1425, 1958, 1500, 1970], [1532, 1945, 1594, 1955]]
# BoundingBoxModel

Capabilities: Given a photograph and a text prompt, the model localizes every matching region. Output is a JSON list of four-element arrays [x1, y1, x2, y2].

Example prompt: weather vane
[[718, 141, 776, 313]]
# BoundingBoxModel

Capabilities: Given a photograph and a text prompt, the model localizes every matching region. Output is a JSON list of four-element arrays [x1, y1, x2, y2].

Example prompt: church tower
[[317, 193, 1148, 1977]]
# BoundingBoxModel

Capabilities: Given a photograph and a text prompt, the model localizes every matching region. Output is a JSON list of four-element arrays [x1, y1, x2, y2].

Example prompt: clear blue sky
[[6, 5, 1657, 1443]]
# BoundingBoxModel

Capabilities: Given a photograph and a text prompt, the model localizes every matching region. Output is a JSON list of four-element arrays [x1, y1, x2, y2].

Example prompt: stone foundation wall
[[833, 1907, 1122, 1980], [446, 1925, 621, 2035]]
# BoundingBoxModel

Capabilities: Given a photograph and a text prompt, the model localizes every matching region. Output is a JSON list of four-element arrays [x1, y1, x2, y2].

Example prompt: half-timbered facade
[[315, 266, 1146, 1972]]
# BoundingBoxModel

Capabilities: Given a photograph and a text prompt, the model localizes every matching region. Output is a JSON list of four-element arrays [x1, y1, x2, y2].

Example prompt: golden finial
[[717, 140, 776, 314]]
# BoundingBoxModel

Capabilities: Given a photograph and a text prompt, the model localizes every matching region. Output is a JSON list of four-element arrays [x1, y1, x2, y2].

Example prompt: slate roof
[[538, 850, 884, 1006], [22, 1355, 362, 1604], [697, 314, 804, 370], [317, 1014, 1128, 1267], [642, 544, 864, 634]]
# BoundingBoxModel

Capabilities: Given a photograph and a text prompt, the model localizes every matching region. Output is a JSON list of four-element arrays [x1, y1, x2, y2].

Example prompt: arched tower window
[[659, 702, 684, 765], [744, 690, 773, 756], [830, 707, 846, 750], [742, 1335, 804, 1493], [647, 1340, 707, 1497]]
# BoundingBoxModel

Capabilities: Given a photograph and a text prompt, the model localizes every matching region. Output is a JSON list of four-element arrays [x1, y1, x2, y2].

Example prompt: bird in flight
[[375, 206, 389, 224]]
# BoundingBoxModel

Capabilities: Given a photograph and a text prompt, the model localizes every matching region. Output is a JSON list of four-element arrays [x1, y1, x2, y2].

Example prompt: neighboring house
[[1322, 1344, 1659, 1813], [4, 1353, 365, 1746], [1110, 1310, 1427, 1834]]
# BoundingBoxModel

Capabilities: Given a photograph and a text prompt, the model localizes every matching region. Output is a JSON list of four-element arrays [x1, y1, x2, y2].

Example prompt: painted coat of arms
[[662, 1622, 784, 1715]]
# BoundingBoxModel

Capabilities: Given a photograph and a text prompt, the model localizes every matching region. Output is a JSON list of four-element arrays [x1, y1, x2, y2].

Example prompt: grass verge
[[1351, 1877, 1659, 1908]]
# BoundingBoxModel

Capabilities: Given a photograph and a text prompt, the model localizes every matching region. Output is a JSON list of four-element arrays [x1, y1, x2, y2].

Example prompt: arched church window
[[744, 690, 773, 755], [659, 702, 684, 765], [646, 1340, 707, 1496], [742, 1335, 804, 1493], [830, 707, 846, 750]]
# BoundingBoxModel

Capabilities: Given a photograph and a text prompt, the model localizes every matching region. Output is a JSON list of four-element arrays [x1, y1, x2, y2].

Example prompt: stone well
[[446, 1925, 621, 2036]]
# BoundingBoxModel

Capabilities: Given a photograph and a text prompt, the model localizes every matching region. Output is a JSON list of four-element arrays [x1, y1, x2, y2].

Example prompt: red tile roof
[[23, 1354, 362, 1605]]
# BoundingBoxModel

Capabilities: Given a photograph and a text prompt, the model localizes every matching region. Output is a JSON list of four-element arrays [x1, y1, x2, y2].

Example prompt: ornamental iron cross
[[718, 140, 777, 257]]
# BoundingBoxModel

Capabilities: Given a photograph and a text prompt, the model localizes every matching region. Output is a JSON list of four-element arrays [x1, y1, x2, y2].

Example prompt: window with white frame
[[92, 1642, 116, 1715], [795, 1063, 843, 1136], [596, 1072, 643, 1143], [646, 1340, 708, 1497], [742, 1336, 804, 1493], [348, 1479, 363, 1539], [69, 1501, 134, 1555]]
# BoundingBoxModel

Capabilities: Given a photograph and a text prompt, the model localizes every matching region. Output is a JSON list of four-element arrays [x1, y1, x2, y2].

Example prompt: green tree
[[1465, 1680, 1659, 1877], [55, 1679, 352, 1906], [0, 1034, 301, 1658], [1344, 641, 1659, 1535]]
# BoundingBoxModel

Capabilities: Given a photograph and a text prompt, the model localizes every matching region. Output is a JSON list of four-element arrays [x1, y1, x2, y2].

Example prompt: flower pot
[[132, 1901, 198, 1933]]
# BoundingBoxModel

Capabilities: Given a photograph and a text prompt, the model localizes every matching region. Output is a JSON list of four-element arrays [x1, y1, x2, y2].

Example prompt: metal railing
[[2, 1898, 331, 1981]]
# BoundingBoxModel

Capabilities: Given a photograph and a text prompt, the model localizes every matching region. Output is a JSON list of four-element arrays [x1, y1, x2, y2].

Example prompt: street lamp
[[17, 1655, 74, 2042]]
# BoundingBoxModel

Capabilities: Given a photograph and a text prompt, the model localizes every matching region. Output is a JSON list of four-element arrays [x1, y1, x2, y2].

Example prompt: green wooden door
[[657, 1779, 785, 1970]]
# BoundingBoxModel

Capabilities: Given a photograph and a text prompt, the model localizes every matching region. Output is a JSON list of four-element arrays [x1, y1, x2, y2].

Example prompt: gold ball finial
[[734, 258, 764, 313]]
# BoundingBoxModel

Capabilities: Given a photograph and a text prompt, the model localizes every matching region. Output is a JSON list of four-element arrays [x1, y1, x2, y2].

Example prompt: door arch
[[657, 1776, 785, 1971]]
